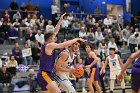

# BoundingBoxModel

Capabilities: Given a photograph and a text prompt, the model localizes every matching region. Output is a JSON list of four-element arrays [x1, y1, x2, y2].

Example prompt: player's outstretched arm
[[54, 13, 66, 36], [118, 50, 140, 82]]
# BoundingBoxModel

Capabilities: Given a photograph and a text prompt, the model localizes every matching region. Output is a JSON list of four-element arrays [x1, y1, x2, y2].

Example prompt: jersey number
[[112, 62, 116, 66]]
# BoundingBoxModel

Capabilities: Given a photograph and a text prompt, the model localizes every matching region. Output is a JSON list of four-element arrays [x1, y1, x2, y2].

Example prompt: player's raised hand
[[60, 12, 66, 20], [78, 38, 86, 42]]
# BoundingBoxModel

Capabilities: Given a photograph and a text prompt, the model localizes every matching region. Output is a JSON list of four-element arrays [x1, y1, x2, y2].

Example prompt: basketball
[[73, 66, 84, 78]]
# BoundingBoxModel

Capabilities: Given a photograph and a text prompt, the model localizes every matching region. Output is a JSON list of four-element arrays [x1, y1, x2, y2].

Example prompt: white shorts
[[54, 73, 76, 93], [110, 69, 121, 80]]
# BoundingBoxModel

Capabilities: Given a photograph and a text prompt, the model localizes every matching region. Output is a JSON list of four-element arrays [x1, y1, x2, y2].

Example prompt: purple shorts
[[37, 71, 55, 91], [88, 67, 99, 81], [131, 66, 140, 91]]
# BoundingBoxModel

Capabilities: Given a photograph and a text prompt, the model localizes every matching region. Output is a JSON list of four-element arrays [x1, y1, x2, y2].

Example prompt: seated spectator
[[35, 30, 44, 45], [20, 2, 26, 11], [22, 43, 33, 66], [113, 31, 123, 48], [103, 15, 112, 26], [61, 16, 69, 38], [7, 55, 18, 76], [39, 23, 45, 33], [46, 20, 54, 32], [98, 39, 108, 56], [34, 3, 40, 11], [13, 19, 20, 30], [2, 10, 10, 23], [0, 21, 10, 39], [25, 29, 35, 47], [7, 24, 18, 42], [13, 11, 21, 21], [95, 27, 104, 46], [26, 0, 34, 11], [67, 12, 74, 24], [71, 20, 80, 37], [79, 27, 87, 38], [30, 14, 37, 27], [12, 43, 23, 64], [31, 41, 41, 64], [37, 15, 45, 27], [9, 0, 19, 10], [0, 65, 15, 93], [19, 20, 28, 40], [107, 38, 119, 55], [27, 69, 38, 92]]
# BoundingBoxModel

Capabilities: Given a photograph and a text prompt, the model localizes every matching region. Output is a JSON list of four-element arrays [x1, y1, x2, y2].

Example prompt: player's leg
[[46, 81, 61, 93], [118, 70, 125, 93], [59, 79, 76, 93], [110, 71, 116, 92], [132, 89, 137, 93], [92, 67, 101, 93], [93, 80, 102, 93], [37, 71, 61, 93], [87, 68, 96, 93]]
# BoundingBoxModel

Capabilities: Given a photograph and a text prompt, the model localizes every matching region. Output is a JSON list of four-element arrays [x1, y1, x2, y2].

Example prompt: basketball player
[[100, 48, 125, 93], [37, 13, 84, 93], [85, 43, 102, 93], [118, 50, 140, 93], [54, 41, 82, 93]]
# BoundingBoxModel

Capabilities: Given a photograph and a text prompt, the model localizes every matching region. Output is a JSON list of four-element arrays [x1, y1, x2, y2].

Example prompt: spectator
[[62, 3, 68, 13], [79, 26, 87, 38], [71, 20, 80, 37], [113, 31, 123, 48], [2, 10, 10, 23], [67, 12, 74, 24], [51, 2, 59, 26], [46, 20, 54, 32], [61, 16, 69, 38], [19, 19, 28, 40], [0, 18, 4, 26], [35, 30, 44, 45], [22, 43, 33, 66], [94, 6, 101, 14], [7, 24, 18, 42], [26, 0, 34, 11], [7, 55, 18, 76], [25, 29, 35, 47], [37, 15, 45, 27], [98, 39, 108, 56], [103, 15, 112, 26], [121, 25, 130, 39], [9, 0, 19, 10], [0, 66, 15, 93], [12, 43, 23, 64], [0, 21, 10, 39], [128, 33, 139, 53], [30, 14, 37, 27], [0, 59, 2, 68], [107, 38, 118, 55], [34, 3, 40, 11], [31, 41, 41, 64], [27, 69, 38, 92], [13, 11, 21, 21], [20, 2, 26, 11], [95, 27, 104, 46]]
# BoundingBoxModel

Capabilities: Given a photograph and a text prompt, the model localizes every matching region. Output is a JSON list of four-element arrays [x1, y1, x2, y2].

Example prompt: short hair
[[109, 47, 115, 51], [85, 42, 92, 48], [44, 32, 55, 42]]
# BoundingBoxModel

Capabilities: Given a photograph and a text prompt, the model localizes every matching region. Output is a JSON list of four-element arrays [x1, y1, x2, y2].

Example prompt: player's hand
[[70, 67, 75, 73], [85, 65, 91, 69], [100, 69, 105, 75], [60, 12, 66, 20], [117, 73, 124, 82]]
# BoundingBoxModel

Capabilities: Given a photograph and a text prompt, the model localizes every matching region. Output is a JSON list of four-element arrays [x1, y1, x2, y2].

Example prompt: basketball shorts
[[88, 67, 99, 81], [110, 69, 121, 79]]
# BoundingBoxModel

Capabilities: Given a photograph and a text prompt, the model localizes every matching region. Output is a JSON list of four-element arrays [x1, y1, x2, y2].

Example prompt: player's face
[[85, 45, 91, 53], [109, 50, 115, 55], [50, 35, 56, 43], [72, 42, 80, 52]]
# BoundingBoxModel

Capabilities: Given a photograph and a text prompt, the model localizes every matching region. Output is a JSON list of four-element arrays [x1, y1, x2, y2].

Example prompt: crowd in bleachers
[[0, 0, 139, 93]]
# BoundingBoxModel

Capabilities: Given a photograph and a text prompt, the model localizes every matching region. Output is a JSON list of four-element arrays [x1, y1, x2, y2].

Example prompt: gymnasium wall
[[131, 0, 140, 15]]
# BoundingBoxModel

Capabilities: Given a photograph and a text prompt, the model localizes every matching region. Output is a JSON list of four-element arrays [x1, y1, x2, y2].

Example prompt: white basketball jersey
[[55, 49, 75, 76], [108, 54, 121, 71]]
